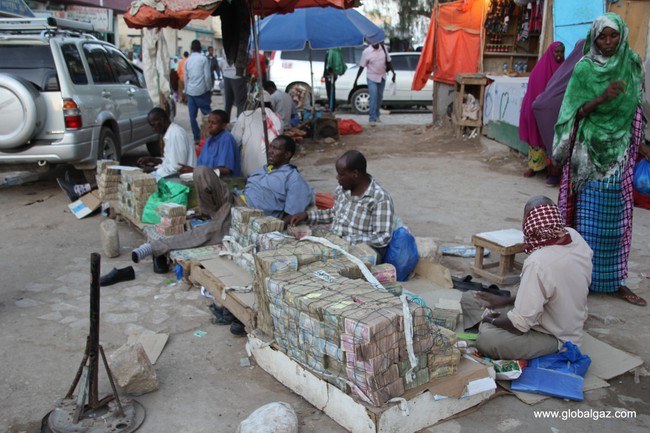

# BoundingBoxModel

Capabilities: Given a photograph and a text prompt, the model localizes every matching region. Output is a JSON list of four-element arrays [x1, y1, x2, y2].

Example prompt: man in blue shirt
[[132, 135, 313, 260], [184, 39, 212, 144], [237, 135, 313, 223], [181, 109, 241, 176]]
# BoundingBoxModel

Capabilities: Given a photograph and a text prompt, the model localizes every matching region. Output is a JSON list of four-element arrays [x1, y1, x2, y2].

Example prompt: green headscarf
[[552, 13, 643, 182]]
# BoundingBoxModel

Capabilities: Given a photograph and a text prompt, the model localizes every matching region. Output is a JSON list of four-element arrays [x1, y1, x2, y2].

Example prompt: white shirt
[[155, 123, 197, 179], [231, 108, 283, 177], [507, 228, 593, 348]]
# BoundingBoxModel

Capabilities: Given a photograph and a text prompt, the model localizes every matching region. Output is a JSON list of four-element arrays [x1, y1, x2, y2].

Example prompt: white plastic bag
[[387, 80, 396, 96]]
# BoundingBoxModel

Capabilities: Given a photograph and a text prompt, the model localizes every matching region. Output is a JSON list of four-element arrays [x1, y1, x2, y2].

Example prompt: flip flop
[[611, 292, 647, 307]]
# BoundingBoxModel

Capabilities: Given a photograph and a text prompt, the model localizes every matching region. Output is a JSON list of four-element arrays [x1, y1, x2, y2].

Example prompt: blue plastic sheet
[[511, 342, 591, 401], [633, 159, 650, 195]]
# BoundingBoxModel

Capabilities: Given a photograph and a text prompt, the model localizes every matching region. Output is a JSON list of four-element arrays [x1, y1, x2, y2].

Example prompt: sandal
[[610, 288, 647, 306]]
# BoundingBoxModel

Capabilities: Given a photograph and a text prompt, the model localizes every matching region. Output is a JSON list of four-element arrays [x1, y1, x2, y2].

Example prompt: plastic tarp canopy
[[413, 0, 487, 89], [124, 0, 358, 29]]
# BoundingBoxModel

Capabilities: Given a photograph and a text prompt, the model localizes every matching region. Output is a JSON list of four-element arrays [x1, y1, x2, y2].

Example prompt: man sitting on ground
[[131, 135, 313, 263], [181, 109, 241, 176], [461, 195, 592, 360], [290, 150, 394, 259], [137, 107, 196, 179], [263, 80, 299, 129]]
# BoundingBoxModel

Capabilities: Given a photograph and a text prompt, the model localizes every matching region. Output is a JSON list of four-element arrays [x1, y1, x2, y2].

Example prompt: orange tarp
[[413, 0, 487, 89]]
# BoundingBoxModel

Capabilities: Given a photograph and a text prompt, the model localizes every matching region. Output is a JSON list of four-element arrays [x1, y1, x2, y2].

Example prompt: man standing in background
[[177, 51, 189, 104], [184, 40, 212, 145], [354, 42, 395, 126], [207, 46, 222, 88]]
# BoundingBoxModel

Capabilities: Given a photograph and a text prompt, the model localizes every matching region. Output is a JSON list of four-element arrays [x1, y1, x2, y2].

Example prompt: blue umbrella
[[257, 7, 384, 51], [256, 7, 384, 111]]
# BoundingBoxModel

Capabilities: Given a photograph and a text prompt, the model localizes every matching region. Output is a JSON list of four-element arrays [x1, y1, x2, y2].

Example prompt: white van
[[267, 47, 364, 103]]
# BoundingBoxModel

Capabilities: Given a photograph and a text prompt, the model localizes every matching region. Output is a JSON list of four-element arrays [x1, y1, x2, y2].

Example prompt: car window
[[83, 43, 117, 84], [391, 56, 411, 71], [105, 46, 140, 85], [0, 45, 59, 91], [61, 44, 88, 85]]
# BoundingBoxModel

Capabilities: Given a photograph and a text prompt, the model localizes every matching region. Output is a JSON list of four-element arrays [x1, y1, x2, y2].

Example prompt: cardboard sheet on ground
[[499, 332, 642, 404], [68, 191, 102, 219], [127, 333, 169, 364]]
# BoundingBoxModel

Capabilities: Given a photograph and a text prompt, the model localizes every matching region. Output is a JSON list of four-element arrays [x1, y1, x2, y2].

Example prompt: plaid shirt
[[308, 178, 394, 248]]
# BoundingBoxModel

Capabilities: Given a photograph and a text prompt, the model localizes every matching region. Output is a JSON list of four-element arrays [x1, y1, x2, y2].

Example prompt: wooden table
[[470, 229, 524, 285]]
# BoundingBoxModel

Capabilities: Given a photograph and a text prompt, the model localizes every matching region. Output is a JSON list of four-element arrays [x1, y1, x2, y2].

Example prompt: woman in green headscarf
[[552, 13, 648, 306]]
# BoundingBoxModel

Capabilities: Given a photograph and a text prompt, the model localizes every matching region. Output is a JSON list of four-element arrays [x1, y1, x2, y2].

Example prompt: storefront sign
[[66, 5, 113, 32]]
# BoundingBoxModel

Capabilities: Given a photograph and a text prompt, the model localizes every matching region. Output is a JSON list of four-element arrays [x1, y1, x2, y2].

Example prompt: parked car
[[0, 17, 160, 177], [330, 52, 434, 114], [267, 46, 364, 105]]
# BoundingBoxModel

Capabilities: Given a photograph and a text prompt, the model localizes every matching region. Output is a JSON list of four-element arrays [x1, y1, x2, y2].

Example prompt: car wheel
[[0, 73, 46, 149], [147, 140, 162, 157], [99, 127, 120, 162], [350, 88, 370, 114]]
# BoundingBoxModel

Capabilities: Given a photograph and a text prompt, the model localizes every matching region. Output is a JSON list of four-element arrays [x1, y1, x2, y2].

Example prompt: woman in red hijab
[[519, 42, 565, 183]]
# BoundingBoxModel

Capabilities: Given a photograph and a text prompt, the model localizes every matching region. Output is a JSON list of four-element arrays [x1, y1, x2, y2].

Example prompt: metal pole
[[249, 2, 270, 151], [88, 252, 101, 408]]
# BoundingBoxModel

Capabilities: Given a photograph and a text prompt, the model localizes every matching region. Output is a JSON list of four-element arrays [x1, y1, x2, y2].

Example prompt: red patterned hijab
[[523, 204, 572, 254]]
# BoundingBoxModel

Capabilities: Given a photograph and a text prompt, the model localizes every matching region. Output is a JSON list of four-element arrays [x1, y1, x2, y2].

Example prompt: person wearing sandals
[[552, 13, 648, 307], [519, 41, 564, 182]]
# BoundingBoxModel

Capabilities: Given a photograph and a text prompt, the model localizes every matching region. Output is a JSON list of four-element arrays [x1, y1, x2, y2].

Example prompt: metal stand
[[44, 253, 146, 433]]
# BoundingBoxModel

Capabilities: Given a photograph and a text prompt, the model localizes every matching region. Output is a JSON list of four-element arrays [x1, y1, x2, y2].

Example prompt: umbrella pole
[[250, 4, 270, 152], [309, 48, 315, 120]]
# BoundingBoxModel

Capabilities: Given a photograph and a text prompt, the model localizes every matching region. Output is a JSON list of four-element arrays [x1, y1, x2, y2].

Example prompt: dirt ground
[[1, 103, 648, 433]]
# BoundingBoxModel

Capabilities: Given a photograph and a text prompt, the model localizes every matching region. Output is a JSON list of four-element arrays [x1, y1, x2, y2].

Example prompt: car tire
[[147, 140, 162, 157], [0, 74, 46, 149], [350, 88, 370, 115], [99, 127, 120, 162]]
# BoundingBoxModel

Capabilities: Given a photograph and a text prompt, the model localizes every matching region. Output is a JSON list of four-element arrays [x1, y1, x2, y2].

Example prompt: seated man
[[290, 150, 394, 258], [138, 107, 196, 179], [181, 109, 241, 176], [263, 80, 298, 129], [131, 135, 313, 262], [461, 195, 592, 360]]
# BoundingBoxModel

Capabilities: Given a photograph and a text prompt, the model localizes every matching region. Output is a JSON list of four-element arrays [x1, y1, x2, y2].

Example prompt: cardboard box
[[68, 191, 102, 219]]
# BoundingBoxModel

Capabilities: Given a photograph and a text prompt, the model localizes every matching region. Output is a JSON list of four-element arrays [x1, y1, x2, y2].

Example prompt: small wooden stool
[[471, 229, 524, 285]]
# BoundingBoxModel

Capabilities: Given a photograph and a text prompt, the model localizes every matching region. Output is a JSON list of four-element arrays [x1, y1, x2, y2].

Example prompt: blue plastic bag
[[384, 227, 419, 281], [511, 342, 591, 401], [633, 159, 650, 195]]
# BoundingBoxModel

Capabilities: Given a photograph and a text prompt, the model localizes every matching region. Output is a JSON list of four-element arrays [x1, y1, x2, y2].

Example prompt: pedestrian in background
[[177, 51, 189, 104], [354, 42, 395, 126], [184, 40, 212, 145], [207, 46, 222, 88], [221, 56, 247, 119]]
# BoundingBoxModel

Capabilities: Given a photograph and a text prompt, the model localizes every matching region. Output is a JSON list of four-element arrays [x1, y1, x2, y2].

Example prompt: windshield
[[0, 45, 59, 91]]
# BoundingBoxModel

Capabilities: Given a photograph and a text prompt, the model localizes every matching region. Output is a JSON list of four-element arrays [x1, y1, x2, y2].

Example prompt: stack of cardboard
[[96, 160, 120, 202], [118, 171, 157, 221], [154, 204, 186, 236]]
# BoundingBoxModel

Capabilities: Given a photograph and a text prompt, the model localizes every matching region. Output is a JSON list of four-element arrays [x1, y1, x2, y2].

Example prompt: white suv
[[0, 17, 159, 176]]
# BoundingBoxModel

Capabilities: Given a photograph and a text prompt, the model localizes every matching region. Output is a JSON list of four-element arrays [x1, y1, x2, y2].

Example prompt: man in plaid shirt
[[290, 150, 394, 259]]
